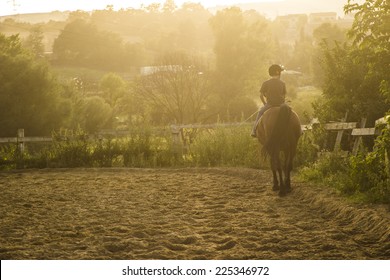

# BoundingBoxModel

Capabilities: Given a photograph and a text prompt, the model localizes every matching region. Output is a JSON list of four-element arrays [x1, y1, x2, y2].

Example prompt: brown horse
[[256, 103, 301, 196]]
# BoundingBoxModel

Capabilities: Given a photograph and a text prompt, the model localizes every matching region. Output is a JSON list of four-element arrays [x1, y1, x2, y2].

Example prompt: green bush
[[346, 115, 390, 203], [294, 129, 320, 167], [299, 113, 390, 205], [0, 144, 17, 169], [299, 152, 349, 181], [92, 137, 122, 167], [49, 128, 92, 167]]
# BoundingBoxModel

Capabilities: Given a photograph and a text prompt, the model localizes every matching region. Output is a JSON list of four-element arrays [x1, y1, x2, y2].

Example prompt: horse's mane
[[262, 104, 292, 158]]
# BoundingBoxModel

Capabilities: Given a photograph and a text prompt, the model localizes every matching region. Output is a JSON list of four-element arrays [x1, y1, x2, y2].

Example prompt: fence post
[[170, 125, 182, 157], [17, 129, 25, 154], [16, 128, 25, 168], [333, 111, 348, 152], [352, 117, 367, 156]]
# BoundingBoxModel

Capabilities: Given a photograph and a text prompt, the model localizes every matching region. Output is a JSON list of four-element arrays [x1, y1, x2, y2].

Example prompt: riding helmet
[[268, 64, 284, 76]]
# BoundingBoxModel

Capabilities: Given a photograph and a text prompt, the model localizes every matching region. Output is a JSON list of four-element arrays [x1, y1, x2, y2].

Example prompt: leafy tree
[[99, 73, 127, 108], [209, 7, 273, 120], [163, 0, 177, 13], [143, 3, 161, 13], [23, 25, 45, 58], [345, 0, 390, 102], [82, 96, 112, 133], [53, 19, 143, 71], [313, 0, 389, 125], [0, 34, 67, 136], [312, 23, 347, 47], [312, 23, 348, 86]]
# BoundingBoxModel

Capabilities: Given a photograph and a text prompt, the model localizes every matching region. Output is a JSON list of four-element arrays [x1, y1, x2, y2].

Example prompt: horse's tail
[[262, 103, 291, 157]]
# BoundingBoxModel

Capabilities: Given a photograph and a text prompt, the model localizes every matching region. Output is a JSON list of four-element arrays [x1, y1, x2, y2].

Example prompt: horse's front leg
[[271, 156, 279, 191], [285, 171, 291, 192], [272, 154, 285, 195]]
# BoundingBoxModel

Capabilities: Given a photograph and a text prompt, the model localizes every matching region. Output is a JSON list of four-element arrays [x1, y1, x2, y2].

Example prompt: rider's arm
[[260, 91, 267, 105]]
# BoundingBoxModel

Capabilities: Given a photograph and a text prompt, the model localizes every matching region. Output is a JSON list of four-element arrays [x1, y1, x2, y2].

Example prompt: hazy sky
[[1, 0, 284, 16]]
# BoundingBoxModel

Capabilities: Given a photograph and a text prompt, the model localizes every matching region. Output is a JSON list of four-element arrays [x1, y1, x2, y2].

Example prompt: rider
[[251, 64, 286, 137]]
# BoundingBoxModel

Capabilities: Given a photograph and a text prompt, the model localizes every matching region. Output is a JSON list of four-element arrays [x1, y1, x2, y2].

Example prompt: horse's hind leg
[[272, 154, 285, 196], [271, 156, 279, 191], [284, 152, 293, 193]]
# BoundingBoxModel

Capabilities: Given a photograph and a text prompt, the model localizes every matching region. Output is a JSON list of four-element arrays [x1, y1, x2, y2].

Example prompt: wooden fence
[[0, 115, 388, 156]]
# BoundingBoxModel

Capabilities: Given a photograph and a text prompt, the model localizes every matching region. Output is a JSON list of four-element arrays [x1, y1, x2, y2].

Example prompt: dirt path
[[0, 168, 389, 259]]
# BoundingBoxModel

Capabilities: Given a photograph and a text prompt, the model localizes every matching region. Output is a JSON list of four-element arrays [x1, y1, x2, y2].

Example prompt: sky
[[1, 0, 284, 16]]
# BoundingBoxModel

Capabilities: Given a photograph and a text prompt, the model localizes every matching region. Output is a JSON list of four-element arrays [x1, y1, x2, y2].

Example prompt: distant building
[[307, 12, 352, 35], [140, 65, 183, 76], [275, 14, 308, 45], [308, 12, 338, 24]]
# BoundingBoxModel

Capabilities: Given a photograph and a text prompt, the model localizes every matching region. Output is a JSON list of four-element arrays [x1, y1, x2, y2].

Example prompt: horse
[[256, 103, 301, 196]]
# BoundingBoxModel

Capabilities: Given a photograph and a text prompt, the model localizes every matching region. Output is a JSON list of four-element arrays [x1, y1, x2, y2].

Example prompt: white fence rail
[[0, 115, 388, 156]]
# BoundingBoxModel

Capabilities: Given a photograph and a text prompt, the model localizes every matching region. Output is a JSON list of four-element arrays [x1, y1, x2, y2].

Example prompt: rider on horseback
[[251, 64, 286, 137]]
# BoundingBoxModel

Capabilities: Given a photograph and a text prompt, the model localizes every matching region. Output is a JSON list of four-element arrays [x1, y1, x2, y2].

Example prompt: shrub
[[92, 137, 122, 167], [49, 128, 92, 167], [299, 113, 390, 205], [346, 115, 390, 203]]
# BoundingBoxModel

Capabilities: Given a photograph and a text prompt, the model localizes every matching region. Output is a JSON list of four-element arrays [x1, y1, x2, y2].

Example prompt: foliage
[[0, 124, 268, 169], [23, 25, 45, 58], [52, 19, 144, 71], [0, 34, 68, 137], [0, 144, 17, 170], [92, 137, 122, 167], [99, 73, 127, 107], [347, 114, 390, 203], [209, 7, 274, 121], [49, 128, 92, 167], [299, 113, 390, 205], [82, 97, 112, 133], [294, 130, 320, 168], [314, 41, 388, 125], [135, 52, 213, 125], [345, 0, 390, 100], [302, 1, 390, 205], [311, 0, 389, 125]]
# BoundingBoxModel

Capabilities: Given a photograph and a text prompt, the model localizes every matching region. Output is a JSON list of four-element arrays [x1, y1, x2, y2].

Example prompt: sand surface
[[0, 168, 389, 259]]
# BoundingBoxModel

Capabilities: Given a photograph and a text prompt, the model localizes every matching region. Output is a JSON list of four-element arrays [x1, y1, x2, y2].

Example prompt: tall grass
[[189, 125, 266, 168], [0, 125, 268, 169]]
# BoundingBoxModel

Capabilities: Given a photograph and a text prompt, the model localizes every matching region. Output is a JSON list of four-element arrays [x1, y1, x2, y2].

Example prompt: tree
[[82, 96, 112, 133], [136, 52, 212, 125], [312, 23, 347, 47], [0, 34, 67, 136], [312, 0, 390, 125], [345, 0, 390, 101], [209, 7, 273, 120], [312, 23, 348, 86], [163, 0, 177, 13], [99, 73, 127, 108], [53, 19, 143, 71], [23, 25, 45, 58]]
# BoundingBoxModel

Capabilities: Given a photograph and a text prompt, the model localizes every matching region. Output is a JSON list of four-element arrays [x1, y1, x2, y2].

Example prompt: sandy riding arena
[[0, 168, 389, 260]]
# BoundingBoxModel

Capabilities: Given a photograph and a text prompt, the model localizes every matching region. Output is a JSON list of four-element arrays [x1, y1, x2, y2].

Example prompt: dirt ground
[[0, 168, 389, 260]]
